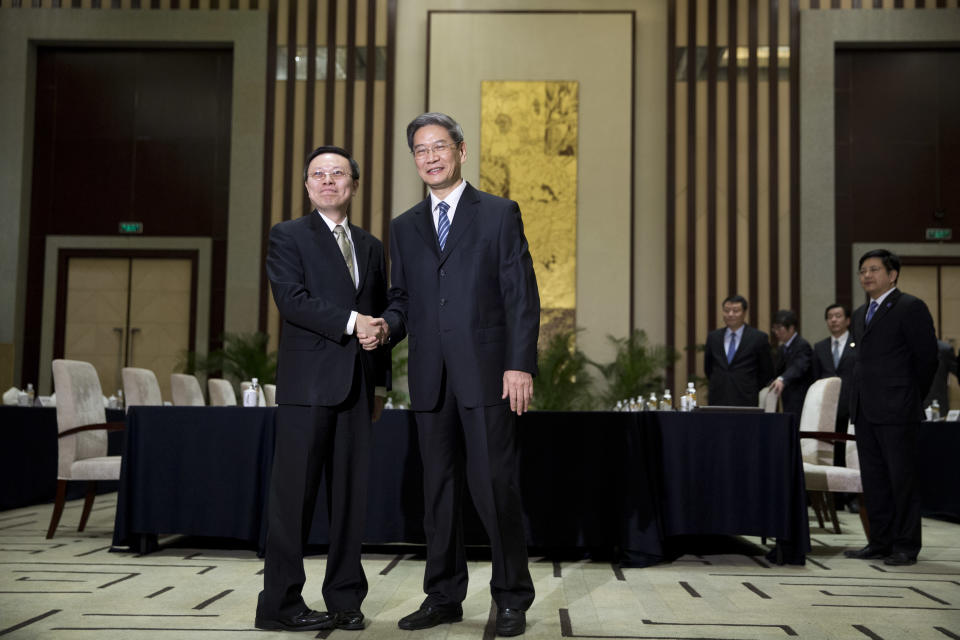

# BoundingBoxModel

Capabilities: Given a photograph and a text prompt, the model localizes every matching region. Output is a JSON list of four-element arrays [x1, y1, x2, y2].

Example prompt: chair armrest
[[798, 430, 856, 443], [58, 421, 126, 438]]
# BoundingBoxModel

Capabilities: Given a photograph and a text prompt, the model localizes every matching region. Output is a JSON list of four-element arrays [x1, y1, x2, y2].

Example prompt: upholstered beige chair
[[122, 367, 163, 407], [170, 373, 205, 406], [758, 383, 779, 413], [263, 383, 277, 407], [240, 380, 267, 406], [48, 359, 124, 539], [798, 376, 867, 534], [207, 378, 237, 406]]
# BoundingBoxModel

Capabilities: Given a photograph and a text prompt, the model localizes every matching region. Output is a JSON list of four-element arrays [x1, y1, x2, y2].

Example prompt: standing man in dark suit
[[922, 339, 957, 414], [770, 309, 813, 415], [844, 249, 937, 567], [255, 146, 390, 632], [381, 112, 539, 637], [812, 304, 856, 467], [704, 295, 775, 407]]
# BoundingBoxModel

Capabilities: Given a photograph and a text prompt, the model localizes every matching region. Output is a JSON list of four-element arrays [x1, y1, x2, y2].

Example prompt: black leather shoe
[[397, 604, 463, 630], [333, 610, 364, 630], [254, 609, 335, 631], [496, 608, 526, 637], [843, 544, 891, 559], [883, 552, 917, 566]]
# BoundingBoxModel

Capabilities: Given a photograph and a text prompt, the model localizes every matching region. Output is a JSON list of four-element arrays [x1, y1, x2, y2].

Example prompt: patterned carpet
[[1, 494, 959, 639]]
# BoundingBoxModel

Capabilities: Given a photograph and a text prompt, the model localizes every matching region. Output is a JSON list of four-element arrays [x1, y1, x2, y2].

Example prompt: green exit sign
[[926, 228, 952, 241], [118, 222, 143, 234]]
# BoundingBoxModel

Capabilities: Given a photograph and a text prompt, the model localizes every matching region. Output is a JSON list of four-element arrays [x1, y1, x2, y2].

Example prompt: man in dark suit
[[255, 146, 390, 632], [812, 304, 856, 467], [704, 295, 775, 407], [770, 309, 813, 415], [844, 249, 937, 567], [381, 112, 539, 637]]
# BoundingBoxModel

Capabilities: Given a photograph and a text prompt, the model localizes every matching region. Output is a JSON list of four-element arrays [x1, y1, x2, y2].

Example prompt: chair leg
[[826, 494, 841, 534], [47, 480, 67, 539], [809, 491, 825, 529], [77, 482, 97, 532], [857, 493, 870, 538]]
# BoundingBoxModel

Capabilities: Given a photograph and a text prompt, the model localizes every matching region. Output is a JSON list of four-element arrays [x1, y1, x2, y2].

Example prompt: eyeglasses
[[858, 266, 886, 277], [308, 169, 352, 181], [412, 141, 459, 159]]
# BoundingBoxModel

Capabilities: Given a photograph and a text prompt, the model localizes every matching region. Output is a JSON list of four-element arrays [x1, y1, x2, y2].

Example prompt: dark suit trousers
[[414, 369, 535, 611], [258, 369, 371, 618], [856, 419, 921, 557]]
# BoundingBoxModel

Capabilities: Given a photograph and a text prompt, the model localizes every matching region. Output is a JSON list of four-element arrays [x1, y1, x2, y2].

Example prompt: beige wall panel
[[297, 0, 308, 43], [697, 0, 709, 42], [718, 0, 730, 45], [272, 86, 287, 225], [337, 0, 349, 42], [756, 79, 771, 331], [376, 0, 387, 43], [716, 82, 730, 309], [736, 79, 750, 304], [677, 0, 689, 46], [277, 0, 289, 45], [778, 79, 791, 311], [696, 80, 709, 357], [293, 80, 307, 212], [356, 0, 369, 46], [312, 81, 326, 148], [427, 11, 632, 367]]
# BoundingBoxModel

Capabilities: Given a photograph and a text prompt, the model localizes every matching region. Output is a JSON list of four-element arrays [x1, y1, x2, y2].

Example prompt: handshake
[[357, 314, 389, 351]]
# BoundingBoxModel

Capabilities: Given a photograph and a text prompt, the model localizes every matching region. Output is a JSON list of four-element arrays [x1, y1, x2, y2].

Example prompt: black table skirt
[[918, 421, 960, 521], [1, 406, 124, 511], [112, 407, 809, 564]]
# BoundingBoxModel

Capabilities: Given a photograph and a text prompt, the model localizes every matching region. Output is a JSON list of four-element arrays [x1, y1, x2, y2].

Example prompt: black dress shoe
[[334, 610, 365, 630], [254, 608, 335, 631], [843, 544, 891, 559], [883, 552, 917, 566], [496, 608, 526, 637], [397, 604, 463, 630]]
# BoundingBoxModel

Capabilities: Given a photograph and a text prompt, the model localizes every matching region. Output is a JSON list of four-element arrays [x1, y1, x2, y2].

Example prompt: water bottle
[[660, 389, 673, 411], [26, 383, 36, 406], [646, 392, 658, 411], [931, 399, 941, 421], [687, 382, 697, 408], [243, 378, 259, 407]]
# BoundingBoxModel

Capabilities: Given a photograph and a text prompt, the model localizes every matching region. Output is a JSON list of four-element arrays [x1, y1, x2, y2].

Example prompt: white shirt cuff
[[346, 310, 358, 335]]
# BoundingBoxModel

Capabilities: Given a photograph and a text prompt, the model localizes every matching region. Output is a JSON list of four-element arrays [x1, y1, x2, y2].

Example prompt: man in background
[[845, 249, 937, 567], [770, 309, 813, 415], [704, 295, 775, 407], [812, 304, 856, 468]]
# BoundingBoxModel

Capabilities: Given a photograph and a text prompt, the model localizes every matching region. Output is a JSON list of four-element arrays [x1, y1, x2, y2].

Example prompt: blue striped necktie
[[437, 201, 450, 251], [865, 300, 879, 324]]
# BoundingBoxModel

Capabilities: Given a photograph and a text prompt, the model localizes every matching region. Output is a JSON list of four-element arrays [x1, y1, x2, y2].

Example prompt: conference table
[[111, 407, 810, 564], [918, 421, 960, 522], [0, 406, 124, 511]]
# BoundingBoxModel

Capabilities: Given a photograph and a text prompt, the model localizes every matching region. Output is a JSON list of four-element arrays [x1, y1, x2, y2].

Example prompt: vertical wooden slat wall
[[665, 0, 958, 395]]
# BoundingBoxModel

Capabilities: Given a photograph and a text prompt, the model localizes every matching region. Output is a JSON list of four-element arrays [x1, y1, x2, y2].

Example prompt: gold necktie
[[334, 224, 356, 285]]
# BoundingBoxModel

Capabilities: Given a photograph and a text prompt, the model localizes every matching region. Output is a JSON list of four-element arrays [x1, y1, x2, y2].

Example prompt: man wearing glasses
[[845, 249, 937, 567], [255, 146, 389, 632], [382, 113, 540, 637]]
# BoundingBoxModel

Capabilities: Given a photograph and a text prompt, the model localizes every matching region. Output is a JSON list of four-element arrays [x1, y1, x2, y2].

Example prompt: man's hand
[[357, 315, 389, 350], [770, 378, 785, 396], [502, 370, 533, 415], [372, 395, 385, 422]]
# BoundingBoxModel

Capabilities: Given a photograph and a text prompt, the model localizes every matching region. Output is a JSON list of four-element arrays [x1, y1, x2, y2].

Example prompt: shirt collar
[[430, 179, 468, 216], [316, 210, 350, 237], [871, 286, 897, 308]]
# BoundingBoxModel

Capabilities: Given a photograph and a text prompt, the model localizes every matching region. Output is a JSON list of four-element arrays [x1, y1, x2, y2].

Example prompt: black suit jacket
[[850, 289, 938, 425], [266, 212, 389, 406], [812, 333, 856, 426], [775, 334, 813, 414], [704, 324, 775, 407], [383, 183, 540, 411]]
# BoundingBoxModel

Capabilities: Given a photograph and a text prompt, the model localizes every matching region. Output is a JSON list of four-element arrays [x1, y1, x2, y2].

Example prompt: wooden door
[[61, 255, 195, 401]]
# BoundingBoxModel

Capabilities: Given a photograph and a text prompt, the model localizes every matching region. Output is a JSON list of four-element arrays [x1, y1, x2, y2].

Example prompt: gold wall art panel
[[479, 80, 578, 347]]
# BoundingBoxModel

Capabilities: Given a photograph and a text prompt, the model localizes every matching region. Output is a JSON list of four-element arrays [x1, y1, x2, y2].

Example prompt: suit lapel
[[350, 223, 372, 293], [412, 198, 441, 261], [308, 211, 356, 290], [439, 184, 480, 266], [862, 289, 900, 337]]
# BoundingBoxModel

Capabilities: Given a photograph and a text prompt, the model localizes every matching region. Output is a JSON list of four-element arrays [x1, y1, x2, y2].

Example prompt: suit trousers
[[855, 419, 921, 557], [414, 368, 535, 611], [258, 367, 371, 618]]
